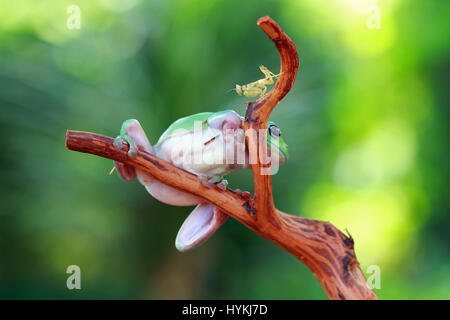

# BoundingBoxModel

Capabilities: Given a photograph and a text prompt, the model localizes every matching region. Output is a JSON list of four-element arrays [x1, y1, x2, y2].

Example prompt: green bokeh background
[[0, 0, 448, 299]]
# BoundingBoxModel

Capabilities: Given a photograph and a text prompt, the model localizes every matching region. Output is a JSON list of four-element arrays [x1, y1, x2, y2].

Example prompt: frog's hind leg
[[113, 160, 136, 182], [175, 203, 228, 252]]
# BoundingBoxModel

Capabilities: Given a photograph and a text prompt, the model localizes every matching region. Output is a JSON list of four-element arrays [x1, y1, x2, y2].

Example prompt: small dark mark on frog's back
[[204, 135, 219, 146]]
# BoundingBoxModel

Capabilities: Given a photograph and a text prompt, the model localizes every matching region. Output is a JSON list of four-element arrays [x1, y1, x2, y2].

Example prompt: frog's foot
[[198, 175, 228, 190], [215, 177, 228, 190], [113, 119, 141, 158], [175, 203, 228, 252], [113, 119, 154, 182]]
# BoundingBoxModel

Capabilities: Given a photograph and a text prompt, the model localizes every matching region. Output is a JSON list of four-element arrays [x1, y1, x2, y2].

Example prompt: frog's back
[[157, 112, 213, 143]]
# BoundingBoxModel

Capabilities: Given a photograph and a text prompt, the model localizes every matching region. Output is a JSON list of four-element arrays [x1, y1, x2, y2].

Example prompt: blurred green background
[[0, 0, 448, 299]]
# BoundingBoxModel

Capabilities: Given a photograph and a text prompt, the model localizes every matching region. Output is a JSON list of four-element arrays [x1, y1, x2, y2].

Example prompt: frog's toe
[[113, 136, 125, 150], [127, 144, 138, 158], [123, 135, 138, 158], [113, 134, 138, 158], [216, 178, 228, 190]]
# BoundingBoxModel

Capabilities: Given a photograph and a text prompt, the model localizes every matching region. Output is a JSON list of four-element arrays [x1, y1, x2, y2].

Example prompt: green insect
[[234, 65, 280, 98]]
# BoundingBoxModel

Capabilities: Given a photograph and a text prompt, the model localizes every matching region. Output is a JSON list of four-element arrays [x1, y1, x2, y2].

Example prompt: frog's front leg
[[113, 119, 154, 181], [113, 119, 202, 206], [113, 119, 229, 252]]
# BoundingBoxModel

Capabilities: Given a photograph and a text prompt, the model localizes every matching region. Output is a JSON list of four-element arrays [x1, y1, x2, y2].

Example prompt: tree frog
[[112, 110, 288, 252]]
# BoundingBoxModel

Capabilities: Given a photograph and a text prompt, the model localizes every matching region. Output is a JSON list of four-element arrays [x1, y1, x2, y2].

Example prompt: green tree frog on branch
[[112, 110, 289, 252]]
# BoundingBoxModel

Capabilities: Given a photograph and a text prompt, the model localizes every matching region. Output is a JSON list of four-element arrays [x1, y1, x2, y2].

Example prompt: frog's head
[[206, 110, 288, 166], [267, 121, 289, 164]]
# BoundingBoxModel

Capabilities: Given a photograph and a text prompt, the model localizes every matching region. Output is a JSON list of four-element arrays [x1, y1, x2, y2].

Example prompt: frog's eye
[[269, 124, 281, 138]]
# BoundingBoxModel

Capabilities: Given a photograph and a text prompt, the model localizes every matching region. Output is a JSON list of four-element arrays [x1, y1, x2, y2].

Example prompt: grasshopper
[[234, 65, 280, 98]]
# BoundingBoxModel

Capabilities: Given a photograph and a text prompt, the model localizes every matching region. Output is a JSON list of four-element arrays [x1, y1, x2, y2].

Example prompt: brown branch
[[244, 16, 300, 231], [65, 17, 377, 300]]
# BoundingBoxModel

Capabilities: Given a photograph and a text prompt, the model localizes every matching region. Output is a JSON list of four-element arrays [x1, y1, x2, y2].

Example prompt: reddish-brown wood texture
[[65, 17, 377, 300]]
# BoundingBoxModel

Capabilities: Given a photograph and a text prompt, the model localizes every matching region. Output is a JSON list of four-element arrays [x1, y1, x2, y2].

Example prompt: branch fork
[[65, 16, 377, 300]]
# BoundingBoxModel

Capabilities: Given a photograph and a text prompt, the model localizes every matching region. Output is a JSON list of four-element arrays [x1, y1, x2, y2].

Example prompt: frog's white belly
[[154, 127, 248, 178]]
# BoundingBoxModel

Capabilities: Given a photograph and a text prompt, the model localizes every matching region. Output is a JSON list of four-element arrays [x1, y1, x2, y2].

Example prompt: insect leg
[[259, 66, 276, 85], [261, 85, 267, 96]]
